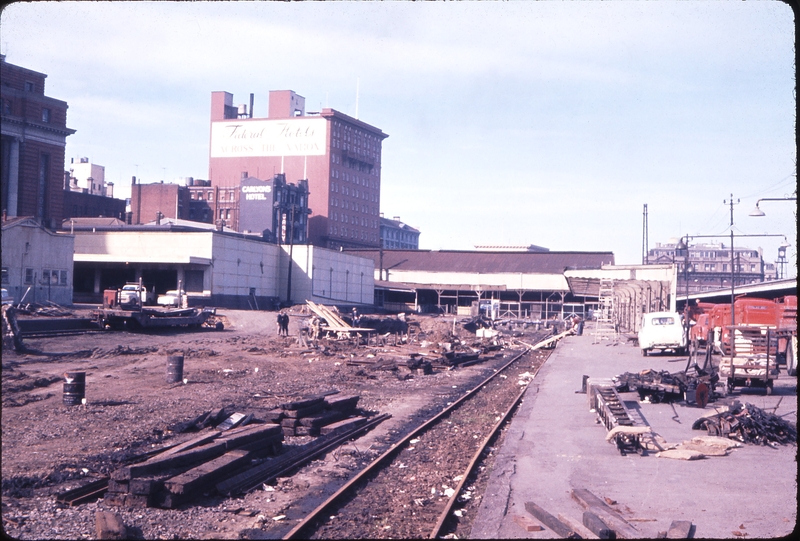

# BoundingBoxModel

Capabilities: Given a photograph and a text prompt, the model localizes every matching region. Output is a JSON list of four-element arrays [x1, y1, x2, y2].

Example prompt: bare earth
[[2, 306, 533, 539]]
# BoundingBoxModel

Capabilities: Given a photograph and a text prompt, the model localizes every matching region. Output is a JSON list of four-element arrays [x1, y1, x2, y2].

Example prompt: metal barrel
[[166, 355, 184, 383], [63, 371, 86, 406]]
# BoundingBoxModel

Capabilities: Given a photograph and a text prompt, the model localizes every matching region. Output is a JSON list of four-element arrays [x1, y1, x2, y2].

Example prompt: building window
[[60, 270, 68, 285], [24, 81, 34, 91], [208, 191, 213, 202], [3, 99, 11, 114], [1, 267, 8, 284], [42, 108, 51, 123]]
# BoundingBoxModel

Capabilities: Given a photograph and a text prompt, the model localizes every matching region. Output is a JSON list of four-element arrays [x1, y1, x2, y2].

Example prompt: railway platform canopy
[[349, 248, 618, 318], [565, 264, 677, 333]]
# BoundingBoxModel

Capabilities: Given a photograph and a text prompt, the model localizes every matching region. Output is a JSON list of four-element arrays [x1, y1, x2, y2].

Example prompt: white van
[[638, 311, 687, 356]]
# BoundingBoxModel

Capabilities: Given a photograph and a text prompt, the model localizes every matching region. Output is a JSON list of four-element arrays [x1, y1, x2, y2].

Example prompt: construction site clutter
[[692, 400, 797, 446]]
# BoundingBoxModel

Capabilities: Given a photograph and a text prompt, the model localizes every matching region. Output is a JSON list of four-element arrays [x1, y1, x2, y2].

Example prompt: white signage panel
[[210, 118, 327, 158]]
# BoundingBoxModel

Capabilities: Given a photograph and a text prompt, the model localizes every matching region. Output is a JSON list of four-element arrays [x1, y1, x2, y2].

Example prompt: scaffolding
[[593, 278, 619, 343]]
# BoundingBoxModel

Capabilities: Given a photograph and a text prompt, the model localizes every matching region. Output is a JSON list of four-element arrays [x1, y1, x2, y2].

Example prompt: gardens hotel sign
[[210, 118, 327, 157]]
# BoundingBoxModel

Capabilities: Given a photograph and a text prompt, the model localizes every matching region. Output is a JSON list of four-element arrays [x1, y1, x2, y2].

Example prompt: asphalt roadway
[[470, 331, 797, 539]]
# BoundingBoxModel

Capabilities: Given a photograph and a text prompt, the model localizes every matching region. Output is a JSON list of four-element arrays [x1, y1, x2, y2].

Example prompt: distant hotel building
[[646, 240, 778, 294], [380, 215, 420, 250], [208, 90, 388, 250], [1, 55, 75, 228], [129, 173, 310, 245]]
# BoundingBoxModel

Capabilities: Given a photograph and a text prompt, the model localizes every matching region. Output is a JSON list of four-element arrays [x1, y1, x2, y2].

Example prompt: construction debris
[[613, 368, 718, 407], [691, 401, 797, 446]]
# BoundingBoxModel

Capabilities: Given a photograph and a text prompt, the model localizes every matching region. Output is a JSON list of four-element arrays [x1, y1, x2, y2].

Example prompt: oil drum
[[63, 371, 86, 406], [166, 355, 184, 383]]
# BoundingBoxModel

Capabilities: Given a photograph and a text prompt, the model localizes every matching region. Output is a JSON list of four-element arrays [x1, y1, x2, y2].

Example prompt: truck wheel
[[641, 349, 648, 357], [215, 321, 224, 331], [786, 343, 796, 377]]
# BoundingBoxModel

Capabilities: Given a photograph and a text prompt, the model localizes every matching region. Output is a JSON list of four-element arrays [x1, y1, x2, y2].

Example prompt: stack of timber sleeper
[[105, 422, 283, 509], [279, 394, 361, 437]]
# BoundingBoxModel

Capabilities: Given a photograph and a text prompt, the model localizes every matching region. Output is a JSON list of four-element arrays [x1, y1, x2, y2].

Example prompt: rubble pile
[[692, 401, 797, 446]]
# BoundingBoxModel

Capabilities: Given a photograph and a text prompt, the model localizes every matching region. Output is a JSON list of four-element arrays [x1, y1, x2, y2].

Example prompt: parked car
[[157, 290, 185, 307], [638, 311, 687, 356], [2, 288, 13, 306]]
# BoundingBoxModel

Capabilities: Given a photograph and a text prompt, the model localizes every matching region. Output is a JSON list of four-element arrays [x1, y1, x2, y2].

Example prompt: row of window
[[331, 212, 377, 229], [20, 268, 69, 285], [330, 225, 378, 242], [1, 98, 51, 123], [191, 190, 236, 202], [679, 263, 759, 273]]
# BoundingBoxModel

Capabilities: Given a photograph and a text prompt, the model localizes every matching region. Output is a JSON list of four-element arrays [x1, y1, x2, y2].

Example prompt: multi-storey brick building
[[646, 240, 778, 294], [129, 178, 192, 225], [1, 55, 75, 229], [208, 90, 388, 250]]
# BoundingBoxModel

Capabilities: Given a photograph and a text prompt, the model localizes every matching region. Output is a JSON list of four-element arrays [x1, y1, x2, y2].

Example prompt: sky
[[1, 1, 796, 274]]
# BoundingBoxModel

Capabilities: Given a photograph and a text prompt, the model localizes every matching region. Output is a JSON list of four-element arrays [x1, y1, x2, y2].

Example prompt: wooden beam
[[558, 512, 600, 539], [581, 510, 615, 539], [524, 501, 581, 539]]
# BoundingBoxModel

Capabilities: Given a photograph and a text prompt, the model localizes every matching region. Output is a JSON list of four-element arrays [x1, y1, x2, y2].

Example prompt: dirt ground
[[1, 305, 534, 539]]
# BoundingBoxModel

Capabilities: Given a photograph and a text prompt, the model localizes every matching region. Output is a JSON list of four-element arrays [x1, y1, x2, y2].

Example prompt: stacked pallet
[[105, 420, 283, 509], [279, 394, 361, 437]]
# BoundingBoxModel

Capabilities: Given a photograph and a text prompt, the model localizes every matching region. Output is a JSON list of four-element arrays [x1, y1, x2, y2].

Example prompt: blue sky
[[1, 1, 795, 272]]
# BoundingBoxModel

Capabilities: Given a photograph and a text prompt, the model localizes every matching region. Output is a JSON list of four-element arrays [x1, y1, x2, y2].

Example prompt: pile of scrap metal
[[613, 368, 719, 407], [692, 400, 797, 446]]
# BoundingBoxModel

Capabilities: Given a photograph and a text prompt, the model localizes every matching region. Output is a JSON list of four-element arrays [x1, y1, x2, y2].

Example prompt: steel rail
[[428, 381, 530, 538], [282, 334, 559, 540]]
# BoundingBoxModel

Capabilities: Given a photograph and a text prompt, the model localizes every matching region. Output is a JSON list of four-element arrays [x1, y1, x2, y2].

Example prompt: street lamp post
[[749, 196, 797, 217]]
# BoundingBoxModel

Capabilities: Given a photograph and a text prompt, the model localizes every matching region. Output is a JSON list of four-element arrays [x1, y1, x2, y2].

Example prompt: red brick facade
[[1, 55, 75, 228]]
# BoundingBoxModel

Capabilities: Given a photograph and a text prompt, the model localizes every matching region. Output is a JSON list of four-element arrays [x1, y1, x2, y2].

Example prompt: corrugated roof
[[344, 249, 615, 274]]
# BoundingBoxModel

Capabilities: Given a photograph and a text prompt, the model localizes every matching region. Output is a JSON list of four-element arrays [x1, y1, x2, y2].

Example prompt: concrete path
[[471, 332, 797, 539]]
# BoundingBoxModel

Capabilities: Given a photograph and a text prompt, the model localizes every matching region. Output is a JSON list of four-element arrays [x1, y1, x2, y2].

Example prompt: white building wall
[[1, 220, 74, 305], [283, 245, 374, 305], [70, 160, 107, 195], [210, 234, 281, 298]]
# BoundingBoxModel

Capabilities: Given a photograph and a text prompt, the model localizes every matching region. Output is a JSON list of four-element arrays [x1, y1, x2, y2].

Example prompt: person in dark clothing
[[280, 313, 289, 336]]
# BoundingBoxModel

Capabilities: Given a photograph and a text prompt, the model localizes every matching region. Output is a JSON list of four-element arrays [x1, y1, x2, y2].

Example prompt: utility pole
[[642, 204, 649, 264], [724, 194, 740, 327]]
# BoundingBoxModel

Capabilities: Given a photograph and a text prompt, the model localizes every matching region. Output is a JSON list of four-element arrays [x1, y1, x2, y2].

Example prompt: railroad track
[[282, 329, 571, 539]]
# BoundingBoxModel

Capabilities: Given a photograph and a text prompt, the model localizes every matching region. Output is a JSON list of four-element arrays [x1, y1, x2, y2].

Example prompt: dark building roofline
[[344, 249, 615, 274]]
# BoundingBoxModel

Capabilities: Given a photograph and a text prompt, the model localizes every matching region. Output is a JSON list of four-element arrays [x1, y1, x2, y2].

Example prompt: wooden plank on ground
[[324, 394, 360, 411], [113, 441, 228, 480], [319, 416, 366, 435], [219, 423, 282, 449], [581, 510, 615, 539], [585, 506, 640, 539], [95, 510, 127, 540], [524, 501, 580, 539], [558, 512, 600, 539], [513, 514, 544, 532], [666, 520, 693, 538], [159, 429, 220, 457], [164, 449, 251, 495]]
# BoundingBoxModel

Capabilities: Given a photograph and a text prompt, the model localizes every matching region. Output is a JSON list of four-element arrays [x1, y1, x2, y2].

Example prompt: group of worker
[[276, 312, 290, 336]]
